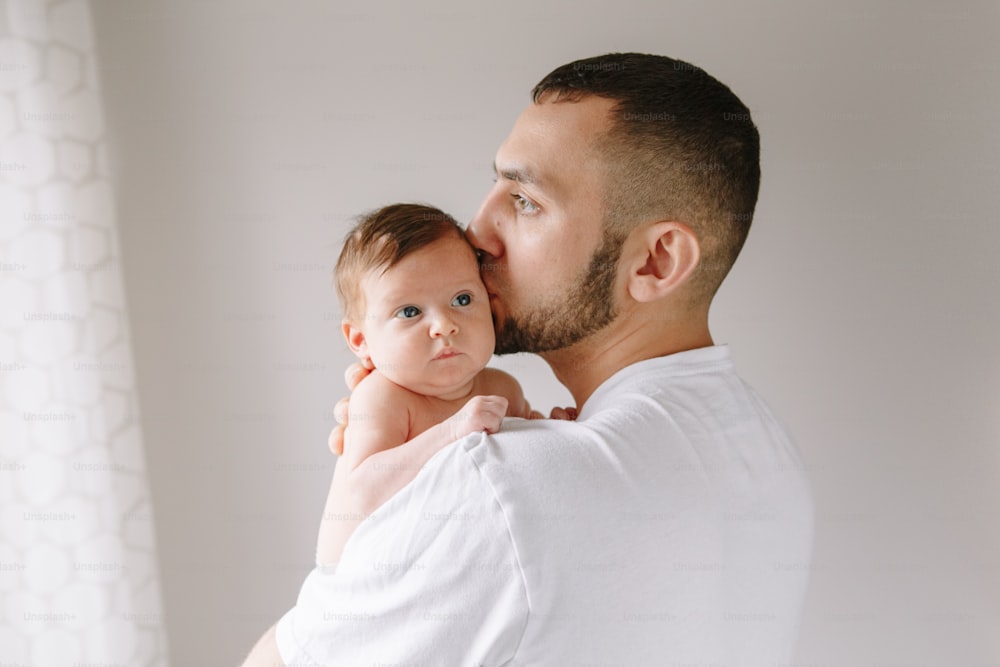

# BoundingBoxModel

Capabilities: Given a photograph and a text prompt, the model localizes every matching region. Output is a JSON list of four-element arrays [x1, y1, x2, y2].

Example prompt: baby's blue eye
[[395, 305, 421, 319], [452, 293, 472, 307]]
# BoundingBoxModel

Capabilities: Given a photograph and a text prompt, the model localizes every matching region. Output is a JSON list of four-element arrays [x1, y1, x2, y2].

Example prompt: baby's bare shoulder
[[350, 371, 423, 414], [475, 368, 528, 415], [343, 371, 421, 466], [476, 367, 521, 394]]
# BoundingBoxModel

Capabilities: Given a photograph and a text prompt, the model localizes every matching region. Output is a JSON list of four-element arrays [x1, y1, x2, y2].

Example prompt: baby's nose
[[429, 314, 458, 337]]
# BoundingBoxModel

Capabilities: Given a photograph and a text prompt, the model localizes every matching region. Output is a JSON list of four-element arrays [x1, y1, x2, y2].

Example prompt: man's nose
[[465, 190, 504, 261]]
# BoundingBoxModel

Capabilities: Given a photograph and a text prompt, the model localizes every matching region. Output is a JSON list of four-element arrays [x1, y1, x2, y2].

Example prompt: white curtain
[[0, 1, 168, 664]]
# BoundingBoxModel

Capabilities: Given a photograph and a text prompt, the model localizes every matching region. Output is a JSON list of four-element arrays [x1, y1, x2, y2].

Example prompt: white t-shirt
[[276, 345, 814, 666]]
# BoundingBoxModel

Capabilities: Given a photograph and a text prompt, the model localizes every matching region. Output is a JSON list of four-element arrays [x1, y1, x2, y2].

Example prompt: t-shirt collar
[[577, 344, 733, 420]]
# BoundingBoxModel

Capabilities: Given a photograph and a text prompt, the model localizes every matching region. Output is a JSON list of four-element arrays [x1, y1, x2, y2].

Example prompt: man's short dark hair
[[532, 53, 761, 300]]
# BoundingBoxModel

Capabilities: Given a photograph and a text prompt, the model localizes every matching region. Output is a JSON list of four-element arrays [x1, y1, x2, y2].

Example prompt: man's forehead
[[492, 161, 543, 188], [513, 96, 616, 139], [494, 97, 615, 191], [513, 98, 612, 149]]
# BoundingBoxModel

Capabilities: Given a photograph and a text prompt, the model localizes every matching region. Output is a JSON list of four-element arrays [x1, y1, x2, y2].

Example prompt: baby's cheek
[[367, 348, 401, 380], [476, 323, 497, 363]]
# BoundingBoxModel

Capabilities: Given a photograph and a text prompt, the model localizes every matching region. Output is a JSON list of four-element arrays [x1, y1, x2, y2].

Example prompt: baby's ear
[[341, 320, 370, 362]]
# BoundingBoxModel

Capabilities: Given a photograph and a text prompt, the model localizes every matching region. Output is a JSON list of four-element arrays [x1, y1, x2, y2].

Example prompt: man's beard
[[493, 227, 625, 355]]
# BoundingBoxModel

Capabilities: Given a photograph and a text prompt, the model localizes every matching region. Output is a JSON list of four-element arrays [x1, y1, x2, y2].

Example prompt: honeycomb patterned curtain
[[0, 1, 168, 664]]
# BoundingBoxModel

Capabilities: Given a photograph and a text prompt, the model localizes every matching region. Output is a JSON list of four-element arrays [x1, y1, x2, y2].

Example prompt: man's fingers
[[550, 406, 578, 421], [332, 360, 373, 456], [333, 397, 350, 425], [328, 424, 345, 456], [344, 362, 372, 391]]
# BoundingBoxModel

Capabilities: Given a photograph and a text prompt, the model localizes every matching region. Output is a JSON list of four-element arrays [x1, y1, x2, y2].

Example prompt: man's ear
[[627, 221, 700, 303], [342, 320, 370, 362]]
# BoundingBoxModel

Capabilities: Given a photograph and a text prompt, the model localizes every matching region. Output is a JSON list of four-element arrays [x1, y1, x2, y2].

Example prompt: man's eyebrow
[[493, 161, 540, 186]]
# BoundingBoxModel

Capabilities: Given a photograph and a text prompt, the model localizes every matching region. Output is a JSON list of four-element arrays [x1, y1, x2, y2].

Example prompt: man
[[244, 52, 813, 666]]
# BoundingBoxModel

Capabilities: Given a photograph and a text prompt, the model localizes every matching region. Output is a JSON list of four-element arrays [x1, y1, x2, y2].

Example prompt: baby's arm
[[316, 374, 507, 566], [315, 375, 408, 566], [480, 368, 581, 420]]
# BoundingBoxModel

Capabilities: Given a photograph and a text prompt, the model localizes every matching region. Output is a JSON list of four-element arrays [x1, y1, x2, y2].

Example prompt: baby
[[315, 203, 534, 565]]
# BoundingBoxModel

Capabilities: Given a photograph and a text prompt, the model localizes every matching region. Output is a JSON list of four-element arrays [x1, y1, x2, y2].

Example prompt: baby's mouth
[[433, 347, 460, 360]]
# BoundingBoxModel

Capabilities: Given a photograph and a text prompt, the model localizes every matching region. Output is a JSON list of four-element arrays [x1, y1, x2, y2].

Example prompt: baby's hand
[[447, 395, 508, 442]]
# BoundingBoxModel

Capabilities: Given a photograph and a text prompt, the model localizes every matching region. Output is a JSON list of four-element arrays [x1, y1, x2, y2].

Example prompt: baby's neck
[[425, 376, 479, 403], [404, 375, 484, 441]]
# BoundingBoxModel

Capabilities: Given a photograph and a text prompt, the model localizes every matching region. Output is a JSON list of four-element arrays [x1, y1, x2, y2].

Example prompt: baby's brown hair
[[335, 203, 471, 321]]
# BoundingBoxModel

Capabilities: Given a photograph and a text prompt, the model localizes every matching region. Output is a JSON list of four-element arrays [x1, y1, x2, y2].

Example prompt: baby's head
[[335, 203, 495, 398]]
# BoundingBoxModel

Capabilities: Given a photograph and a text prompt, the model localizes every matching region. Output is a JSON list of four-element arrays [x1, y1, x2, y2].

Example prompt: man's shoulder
[[455, 419, 596, 493], [376, 420, 588, 508], [345, 431, 522, 557]]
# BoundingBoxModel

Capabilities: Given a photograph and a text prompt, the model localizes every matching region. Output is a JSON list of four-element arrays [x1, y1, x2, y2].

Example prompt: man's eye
[[451, 293, 472, 307], [511, 193, 538, 214], [395, 306, 421, 319]]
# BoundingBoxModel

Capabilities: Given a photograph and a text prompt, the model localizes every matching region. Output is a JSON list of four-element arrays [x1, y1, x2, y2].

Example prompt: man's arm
[[316, 374, 507, 565], [264, 434, 529, 665], [240, 623, 283, 667], [348, 394, 506, 507]]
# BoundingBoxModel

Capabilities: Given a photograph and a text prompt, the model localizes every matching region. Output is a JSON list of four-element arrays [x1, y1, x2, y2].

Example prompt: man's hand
[[549, 406, 578, 421], [328, 359, 374, 455]]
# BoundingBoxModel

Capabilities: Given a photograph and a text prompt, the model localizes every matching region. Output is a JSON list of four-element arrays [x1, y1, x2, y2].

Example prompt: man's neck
[[541, 310, 714, 408]]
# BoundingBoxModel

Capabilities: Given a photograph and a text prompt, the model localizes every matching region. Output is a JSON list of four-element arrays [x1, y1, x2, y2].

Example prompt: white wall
[[90, 1, 1000, 664]]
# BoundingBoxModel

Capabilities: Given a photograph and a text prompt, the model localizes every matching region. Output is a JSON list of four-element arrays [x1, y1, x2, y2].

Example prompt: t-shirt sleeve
[[276, 433, 529, 666]]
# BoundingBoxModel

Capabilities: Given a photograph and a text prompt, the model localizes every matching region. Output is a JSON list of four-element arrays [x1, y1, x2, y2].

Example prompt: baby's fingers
[[333, 397, 350, 425], [480, 399, 508, 433], [461, 395, 507, 434]]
